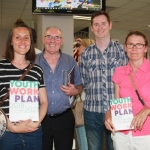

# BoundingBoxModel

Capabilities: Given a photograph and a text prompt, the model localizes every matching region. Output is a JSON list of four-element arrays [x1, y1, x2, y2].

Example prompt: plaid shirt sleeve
[[79, 49, 89, 89]]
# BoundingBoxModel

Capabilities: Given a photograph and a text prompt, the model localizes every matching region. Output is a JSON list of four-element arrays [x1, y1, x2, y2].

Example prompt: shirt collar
[[95, 39, 112, 53], [126, 58, 150, 74]]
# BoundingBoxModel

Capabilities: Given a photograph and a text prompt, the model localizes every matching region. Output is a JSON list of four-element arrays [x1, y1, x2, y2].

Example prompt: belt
[[47, 108, 71, 118]]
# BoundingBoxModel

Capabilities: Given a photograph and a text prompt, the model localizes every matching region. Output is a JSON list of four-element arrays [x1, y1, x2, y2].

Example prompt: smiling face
[[91, 15, 112, 40], [43, 27, 63, 54], [125, 35, 148, 62], [11, 27, 31, 56]]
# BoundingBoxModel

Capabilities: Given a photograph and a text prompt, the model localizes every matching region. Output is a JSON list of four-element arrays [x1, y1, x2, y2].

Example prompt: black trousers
[[42, 109, 75, 150]]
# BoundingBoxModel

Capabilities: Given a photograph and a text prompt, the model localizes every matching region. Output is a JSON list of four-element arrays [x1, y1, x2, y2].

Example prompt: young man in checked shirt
[[79, 11, 128, 150]]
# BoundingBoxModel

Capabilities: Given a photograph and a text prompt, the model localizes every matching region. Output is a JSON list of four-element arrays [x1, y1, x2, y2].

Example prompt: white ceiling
[[0, 0, 150, 33]]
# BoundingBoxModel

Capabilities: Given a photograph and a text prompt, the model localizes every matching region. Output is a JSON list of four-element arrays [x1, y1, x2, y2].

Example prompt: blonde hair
[[80, 38, 94, 48]]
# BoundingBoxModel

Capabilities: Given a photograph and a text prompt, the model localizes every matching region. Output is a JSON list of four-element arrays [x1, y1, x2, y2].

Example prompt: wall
[[0, 15, 74, 59], [0, 30, 10, 58], [1, 27, 150, 59]]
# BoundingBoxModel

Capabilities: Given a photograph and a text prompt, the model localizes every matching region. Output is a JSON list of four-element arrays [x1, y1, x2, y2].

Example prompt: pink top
[[112, 58, 150, 136]]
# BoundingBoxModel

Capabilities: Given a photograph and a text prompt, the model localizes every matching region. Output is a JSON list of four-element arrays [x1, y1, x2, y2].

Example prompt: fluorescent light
[[73, 15, 91, 20]]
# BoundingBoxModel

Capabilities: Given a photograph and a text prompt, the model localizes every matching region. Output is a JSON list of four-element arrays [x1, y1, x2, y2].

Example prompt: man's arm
[[60, 83, 83, 96]]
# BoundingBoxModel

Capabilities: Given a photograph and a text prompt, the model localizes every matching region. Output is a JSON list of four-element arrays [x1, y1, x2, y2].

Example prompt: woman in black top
[[0, 20, 48, 150]]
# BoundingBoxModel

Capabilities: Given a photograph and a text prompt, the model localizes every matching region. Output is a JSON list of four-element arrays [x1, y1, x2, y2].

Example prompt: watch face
[[0, 109, 7, 138]]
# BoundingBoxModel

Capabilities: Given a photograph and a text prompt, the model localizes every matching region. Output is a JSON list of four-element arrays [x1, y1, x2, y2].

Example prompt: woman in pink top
[[105, 30, 150, 150]]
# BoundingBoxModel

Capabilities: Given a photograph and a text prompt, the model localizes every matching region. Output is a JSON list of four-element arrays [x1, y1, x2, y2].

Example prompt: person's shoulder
[[35, 52, 43, 61], [32, 63, 44, 73], [85, 43, 95, 51], [36, 52, 42, 57], [61, 52, 74, 60], [143, 58, 150, 69], [111, 40, 124, 49], [115, 64, 128, 73], [61, 53, 77, 67], [0, 59, 12, 69], [81, 43, 95, 55], [35, 48, 42, 54], [0, 59, 10, 64]]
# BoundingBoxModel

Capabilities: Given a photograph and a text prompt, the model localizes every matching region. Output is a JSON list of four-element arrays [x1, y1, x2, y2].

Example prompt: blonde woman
[[76, 38, 94, 150], [78, 38, 94, 66]]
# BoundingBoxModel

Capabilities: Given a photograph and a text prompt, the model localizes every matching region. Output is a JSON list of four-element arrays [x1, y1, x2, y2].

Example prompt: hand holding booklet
[[110, 97, 134, 131]]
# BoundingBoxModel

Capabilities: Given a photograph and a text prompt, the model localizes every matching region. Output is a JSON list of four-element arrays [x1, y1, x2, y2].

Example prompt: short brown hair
[[125, 30, 148, 46], [5, 20, 35, 62], [91, 10, 110, 25]]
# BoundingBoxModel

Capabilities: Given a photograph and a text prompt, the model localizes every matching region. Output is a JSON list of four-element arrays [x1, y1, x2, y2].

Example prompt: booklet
[[9, 80, 39, 122], [110, 97, 134, 131]]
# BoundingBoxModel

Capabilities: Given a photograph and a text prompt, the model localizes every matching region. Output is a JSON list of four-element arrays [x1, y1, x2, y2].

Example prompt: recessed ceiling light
[[148, 25, 150, 27], [73, 15, 91, 20]]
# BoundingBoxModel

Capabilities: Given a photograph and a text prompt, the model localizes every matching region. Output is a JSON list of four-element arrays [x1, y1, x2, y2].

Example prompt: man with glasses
[[35, 26, 83, 150], [79, 11, 128, 150]]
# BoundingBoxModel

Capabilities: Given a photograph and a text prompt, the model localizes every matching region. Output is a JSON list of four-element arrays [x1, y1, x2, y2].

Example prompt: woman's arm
[[114, 83, 120, 99], [7, 117, 37, 133], [130, 107, 150, 131]]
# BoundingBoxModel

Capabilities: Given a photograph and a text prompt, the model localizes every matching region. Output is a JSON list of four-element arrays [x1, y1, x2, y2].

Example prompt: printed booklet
[[110, 97, 134, 131], [9, 80, 39, 122]]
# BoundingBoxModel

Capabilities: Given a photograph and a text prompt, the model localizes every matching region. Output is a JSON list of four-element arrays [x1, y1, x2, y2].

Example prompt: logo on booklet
[[0, 109, 7, 138]]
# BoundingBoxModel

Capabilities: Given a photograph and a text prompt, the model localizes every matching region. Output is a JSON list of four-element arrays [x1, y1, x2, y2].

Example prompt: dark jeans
[[0, 126, 42, 150], [84, 109, 114, 150], [42, 109, 75, 150]]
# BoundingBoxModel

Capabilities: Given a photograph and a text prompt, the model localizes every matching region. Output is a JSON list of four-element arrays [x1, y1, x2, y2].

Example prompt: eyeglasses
[[44, 35, 62, 41], [126, 43, 145, 49]]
